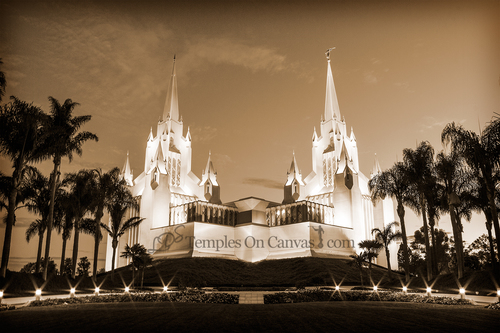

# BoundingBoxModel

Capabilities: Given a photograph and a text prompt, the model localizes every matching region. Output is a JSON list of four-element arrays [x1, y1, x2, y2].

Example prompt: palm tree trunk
[[60, 236, 67, 275], [420, 195, 432, 281], [397, 202, 410, 283], [0, 166, 21, 278], [486, 182, 500, 267], [385, 249, 392, 280], [485, 218, 498, 272], [71, 220, 80, 279], [360, 269, 363, 287], [449, 206, 463, 279], [43, 159, 60, 280], [35, 231, 44, 274], [93, 207, 104, 281], [141, 268, 144, 289], [429, 219, 438, 276], [111, 239, 117, 282]]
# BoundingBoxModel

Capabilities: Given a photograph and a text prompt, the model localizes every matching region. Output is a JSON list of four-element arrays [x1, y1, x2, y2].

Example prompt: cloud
[[363, 71, 378, 84], [182, 37, 290, 76], [191, 126, 217, 143], [242, 178, 283, 189], [420, 116, 466, 132]]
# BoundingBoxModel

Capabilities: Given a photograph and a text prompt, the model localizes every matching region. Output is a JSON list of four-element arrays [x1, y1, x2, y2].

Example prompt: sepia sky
[[1, 0, 499, 271]]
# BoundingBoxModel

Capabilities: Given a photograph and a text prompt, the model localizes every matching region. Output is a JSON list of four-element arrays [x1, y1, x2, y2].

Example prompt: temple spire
[[324, 48, 341, 122], [163, 55, 179, 122], [370, 153, 382, 178], [121, 151, 134, 186]]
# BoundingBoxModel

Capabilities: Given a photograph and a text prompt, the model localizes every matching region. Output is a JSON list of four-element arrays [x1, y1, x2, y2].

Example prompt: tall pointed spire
[[370, 153, 382, 178], [163, 55, 179, 122], [121, 151, 134, 186], [324, 48, 341, 122]]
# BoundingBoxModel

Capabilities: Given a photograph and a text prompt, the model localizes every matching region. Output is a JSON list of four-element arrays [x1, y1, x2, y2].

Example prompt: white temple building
[[105, 51, 397, 270]]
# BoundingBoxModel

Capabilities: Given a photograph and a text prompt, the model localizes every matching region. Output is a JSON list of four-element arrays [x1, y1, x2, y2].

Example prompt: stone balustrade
[[169, 201, 238, 226], [265, 201, 334, 226]]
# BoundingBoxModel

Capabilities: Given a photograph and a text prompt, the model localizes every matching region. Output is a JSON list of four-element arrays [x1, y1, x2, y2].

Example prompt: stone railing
[[169, 201, 238, 226], [265, 201, 334, 226]]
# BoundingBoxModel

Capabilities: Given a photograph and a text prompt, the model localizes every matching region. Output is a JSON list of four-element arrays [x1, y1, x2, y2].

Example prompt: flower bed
[[28, 291, 239, 307], [486, 301, 500, 310], [264, 290, 474, 306]]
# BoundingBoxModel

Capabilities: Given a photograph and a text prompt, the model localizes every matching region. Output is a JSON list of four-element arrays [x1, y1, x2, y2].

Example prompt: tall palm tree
[[25, 219, 46, 274], [372, 221, 402, 280], [442, 120, 500, 272], [87, 167, 121, 281], [368, 162, 417, 283], [403, 141, 435, 281], [101, 180, 144, 281], [0, 97, 45, 278], [65, 170, 96, 279], [39, 97, 98, 280], [424, 175, 444, 277]]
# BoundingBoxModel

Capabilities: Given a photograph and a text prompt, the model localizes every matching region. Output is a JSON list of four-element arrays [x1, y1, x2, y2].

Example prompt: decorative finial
[[325, 47, 335, 61]]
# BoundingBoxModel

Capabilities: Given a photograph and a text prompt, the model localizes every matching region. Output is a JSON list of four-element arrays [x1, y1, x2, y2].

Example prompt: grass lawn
[[1, 301, 498, 333]]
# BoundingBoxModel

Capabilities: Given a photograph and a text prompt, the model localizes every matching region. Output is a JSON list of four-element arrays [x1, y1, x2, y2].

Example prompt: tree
[[403, 141, 435, 281], [442, 120, 500, 274], [369, 162, 417, 283], [24, 169, 64, 273], [465, 234, 498, 270], [0, 97, 45, 278], [61, 258, 73, 276], [39, 97, 97, 280], [65, 170, 96, 279], [20, 257, 57, 275], [348, 252, 368, 287], [120, 243, 152, 289], [101, 180, 144, 281], [77, 257, 91, 277], [56, 190, 74, 275], [358, 239, 382, 283], [87, 167, 121, 281], [372, 221, 402, 280]]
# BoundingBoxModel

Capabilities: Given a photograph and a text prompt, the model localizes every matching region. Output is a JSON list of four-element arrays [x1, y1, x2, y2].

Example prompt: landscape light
[[0, 290, 3, 303], [35, 289, 42, 301], [459, 288, 465, 300], [497, 290, 500, 296], [373, 286, 378, 292], [163, 286, 168, 292], [125, 287, 130, 293], [95, 287, 100, 296], [426, 287, 432, 296], [70, 288, 76, 297], [402, 286, 407, 293], [335, 286, 340, 291]]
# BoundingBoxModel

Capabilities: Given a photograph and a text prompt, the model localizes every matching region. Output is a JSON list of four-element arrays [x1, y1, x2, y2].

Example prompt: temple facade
[[105, 52, 397, 269]]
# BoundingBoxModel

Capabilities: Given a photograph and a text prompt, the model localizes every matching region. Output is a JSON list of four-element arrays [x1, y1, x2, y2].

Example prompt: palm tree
[[442, 120, 500, 273], [101, 181, 144, 281], [372, 221, 402, 280], [0, 97, 45, 278], [39, 97, 98, 280], [0, 58, 6, 102], [349, 252, 368, 287], [87, 167, 121, 281], [368, 162, 417, 283], [358, 240, 382, 283], [56, 191, 74, 275], [120, 243, 152, 289], [403, 141, 435, 281], [424, 176, 444, 277], [65, 170, 96, 279]]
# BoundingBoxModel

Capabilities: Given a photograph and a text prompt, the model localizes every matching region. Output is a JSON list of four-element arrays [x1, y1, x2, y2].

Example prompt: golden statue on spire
[[325, 47, 335, 61]]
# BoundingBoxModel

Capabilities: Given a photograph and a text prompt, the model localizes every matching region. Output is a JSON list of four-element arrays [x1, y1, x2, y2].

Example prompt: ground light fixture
[[0, 290, 3, 303], [94, 287, 100, 296], [70, 288, 76, 298], [402, 286, 407, 293], [373, 286, 378, 292], [163, 286, 168, 292], [125, 287, 130, 293], [335, 286, 340, 291], [497, 289, 500, 302], [459, 288, 465, 300], [426, 287, 432, 296], [35, 289, 42, 301]]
